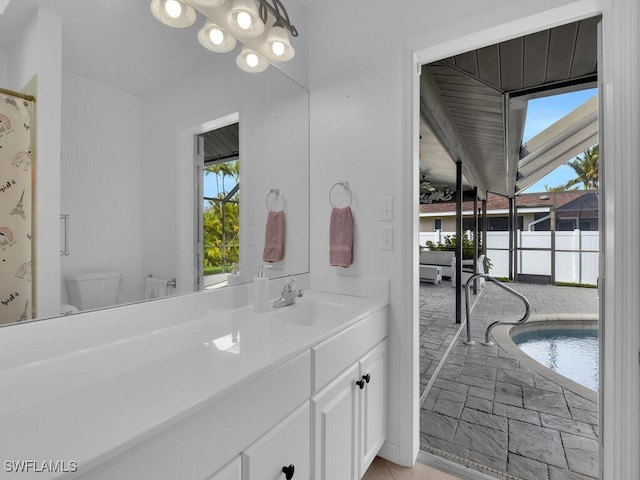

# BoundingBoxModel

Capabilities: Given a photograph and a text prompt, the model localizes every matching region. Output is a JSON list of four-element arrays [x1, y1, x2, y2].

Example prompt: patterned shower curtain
[[0, 91, 34, 325]]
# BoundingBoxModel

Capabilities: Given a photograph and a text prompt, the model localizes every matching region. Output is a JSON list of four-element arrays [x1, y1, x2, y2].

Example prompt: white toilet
[[65, 270, 121, 311]]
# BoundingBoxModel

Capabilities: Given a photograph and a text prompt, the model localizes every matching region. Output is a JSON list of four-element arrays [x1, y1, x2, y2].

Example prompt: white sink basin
[[273, 298, 350, 327]]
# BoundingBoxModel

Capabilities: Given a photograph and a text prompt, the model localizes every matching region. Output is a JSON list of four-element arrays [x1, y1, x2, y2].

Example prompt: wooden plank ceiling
[[202, 123, 239, 164], [420, 17, 599, 198]]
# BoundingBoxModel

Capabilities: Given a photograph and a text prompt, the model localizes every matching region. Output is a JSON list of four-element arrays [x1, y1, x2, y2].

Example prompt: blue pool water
[[512, 328, 599, 392]]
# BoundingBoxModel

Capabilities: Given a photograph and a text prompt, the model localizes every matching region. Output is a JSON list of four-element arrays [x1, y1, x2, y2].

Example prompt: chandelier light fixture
[[150, 0, 298, 73]]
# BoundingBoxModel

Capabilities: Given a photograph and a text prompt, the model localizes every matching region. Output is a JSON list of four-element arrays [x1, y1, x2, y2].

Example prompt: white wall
[[0, 47, 8, 86], [8, 7, 62, 319], [305, 0, 607, 468], [141, 52, 309, 292], [60, 71, 143, 305]]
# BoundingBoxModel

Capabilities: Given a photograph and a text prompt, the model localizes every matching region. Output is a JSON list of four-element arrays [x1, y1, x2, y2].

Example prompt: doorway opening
[[417, 17, 601, 479], [196, 122, 240, 290]]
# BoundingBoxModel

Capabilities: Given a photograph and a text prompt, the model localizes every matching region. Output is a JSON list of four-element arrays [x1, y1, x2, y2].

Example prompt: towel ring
[[329, 181, 352, 208], [266, 188, 286, 211]]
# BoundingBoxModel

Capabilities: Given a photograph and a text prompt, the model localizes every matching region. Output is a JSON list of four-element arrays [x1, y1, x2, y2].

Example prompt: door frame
[[405, 1, 607, 473], [176, 111, 239, 295]]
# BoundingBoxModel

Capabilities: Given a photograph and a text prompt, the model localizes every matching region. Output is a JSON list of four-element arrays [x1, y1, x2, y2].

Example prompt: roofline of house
[[419, 207, 551, 217]]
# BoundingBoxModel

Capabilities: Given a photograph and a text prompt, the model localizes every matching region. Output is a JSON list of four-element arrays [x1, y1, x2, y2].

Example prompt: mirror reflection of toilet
[[60, 304, 79, 315], [65, 270, 121, 311]]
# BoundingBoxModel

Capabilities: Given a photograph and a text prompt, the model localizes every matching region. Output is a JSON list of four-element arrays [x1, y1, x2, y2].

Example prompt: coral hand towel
[[263, 210, 286, 262], [330, 206, 353, 267]]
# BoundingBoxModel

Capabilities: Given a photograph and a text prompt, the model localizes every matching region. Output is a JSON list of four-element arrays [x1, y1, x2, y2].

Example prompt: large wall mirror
[[0, 0, 309, 327]]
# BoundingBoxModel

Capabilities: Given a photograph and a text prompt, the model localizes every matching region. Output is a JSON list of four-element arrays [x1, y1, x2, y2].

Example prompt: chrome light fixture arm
[[152, 0, 299, 72], [258, 0, 298, 37]]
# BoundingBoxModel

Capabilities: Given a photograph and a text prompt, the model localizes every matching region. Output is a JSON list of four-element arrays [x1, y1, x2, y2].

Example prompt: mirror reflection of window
[[198, 123, 240, 290]]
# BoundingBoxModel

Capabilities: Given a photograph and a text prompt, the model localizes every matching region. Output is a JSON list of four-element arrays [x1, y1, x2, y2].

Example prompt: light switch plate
[[380, 196, 393, 221], [380, 225, 393, 250]]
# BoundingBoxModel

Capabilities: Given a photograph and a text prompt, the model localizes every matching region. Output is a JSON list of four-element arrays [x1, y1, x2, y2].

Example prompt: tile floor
[[419, 280, 599, 480], [363, 457, 460, 480]]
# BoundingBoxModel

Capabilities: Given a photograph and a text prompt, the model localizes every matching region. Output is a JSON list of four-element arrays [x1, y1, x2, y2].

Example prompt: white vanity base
[[0, 278, 388, 480]]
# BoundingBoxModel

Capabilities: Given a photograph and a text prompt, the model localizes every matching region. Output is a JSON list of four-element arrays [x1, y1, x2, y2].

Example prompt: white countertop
[[0, 290, 386, 479]]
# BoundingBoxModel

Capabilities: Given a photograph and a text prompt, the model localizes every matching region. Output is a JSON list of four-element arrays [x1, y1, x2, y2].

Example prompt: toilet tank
[[65, 270, 121, 311]]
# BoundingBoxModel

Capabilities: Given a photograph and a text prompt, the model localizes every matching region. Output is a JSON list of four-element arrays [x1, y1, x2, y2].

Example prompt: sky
[[203, 164, 239, 207], [521, 88, 598, 193]]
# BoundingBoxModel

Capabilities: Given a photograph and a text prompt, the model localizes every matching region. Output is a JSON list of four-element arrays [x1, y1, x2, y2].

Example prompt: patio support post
[[482, 198, 488, 271], [473, 187, 478, 295], [514, 197, 519, 283], [455, 161, 463, 324], [551, 193, 557, 285], [508, 197, 514, 281]]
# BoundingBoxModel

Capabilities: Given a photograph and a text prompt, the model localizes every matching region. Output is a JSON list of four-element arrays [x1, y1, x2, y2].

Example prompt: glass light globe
[[209, 28, 225, 45], [150, 0, 196, 28], [236, 46, 268, 73], [164, 0, 182, 18], [246, 53, 259, 68], [237, 11, 252, 30], [272, 41, 285, 56], [226, 0, 264, 38], [198, 20, 236, 52], [191, 0, 226, 6], [263, 25, 295, 62]]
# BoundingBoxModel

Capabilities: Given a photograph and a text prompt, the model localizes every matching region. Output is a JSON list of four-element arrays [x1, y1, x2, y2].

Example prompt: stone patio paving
[[419, 280, 599, 480]]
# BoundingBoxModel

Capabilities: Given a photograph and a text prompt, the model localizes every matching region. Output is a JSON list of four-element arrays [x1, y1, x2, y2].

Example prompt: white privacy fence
[[420, 230, 599, 285]]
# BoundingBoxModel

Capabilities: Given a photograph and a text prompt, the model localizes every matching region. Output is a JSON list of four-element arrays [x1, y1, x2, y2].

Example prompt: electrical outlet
[[380, 225, 393, 250]]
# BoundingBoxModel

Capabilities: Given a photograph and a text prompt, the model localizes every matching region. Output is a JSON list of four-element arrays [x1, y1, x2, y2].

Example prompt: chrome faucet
[[273, 277, 303, 308]]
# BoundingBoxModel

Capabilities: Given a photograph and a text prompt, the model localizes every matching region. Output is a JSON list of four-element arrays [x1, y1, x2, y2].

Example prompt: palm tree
[[205, 161, 238, 197], [203, 160, 240, 273], [563, 144, 599, 190], [545, 183, 577, 192]]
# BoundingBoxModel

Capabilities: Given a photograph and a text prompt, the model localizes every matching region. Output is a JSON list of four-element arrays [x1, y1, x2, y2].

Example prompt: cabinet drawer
[[312, 307, 388, 393], [242, 402, 310, 480], [208, 457, 241, 480]]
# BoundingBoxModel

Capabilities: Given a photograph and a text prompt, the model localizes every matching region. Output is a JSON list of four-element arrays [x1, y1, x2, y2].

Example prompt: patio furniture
[[419, 250, 455, 278], [419, 265, 442, 284]]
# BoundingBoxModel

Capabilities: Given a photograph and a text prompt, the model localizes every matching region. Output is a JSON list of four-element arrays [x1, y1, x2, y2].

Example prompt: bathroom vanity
[[0, 286, 388, 480]]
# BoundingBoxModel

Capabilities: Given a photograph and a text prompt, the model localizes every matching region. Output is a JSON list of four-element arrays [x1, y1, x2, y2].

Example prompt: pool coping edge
[[492, 314, 599, 404]]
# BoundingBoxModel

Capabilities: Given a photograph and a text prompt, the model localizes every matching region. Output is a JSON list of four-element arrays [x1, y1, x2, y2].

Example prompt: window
[[462, 217, 484, 232], [487, 216, 523, 231], [434, 218, 442, 230], [556, 219, 576, 231]]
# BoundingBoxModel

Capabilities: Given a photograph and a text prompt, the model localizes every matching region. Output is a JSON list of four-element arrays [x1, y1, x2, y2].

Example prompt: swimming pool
[[512, 328, 599, 392]]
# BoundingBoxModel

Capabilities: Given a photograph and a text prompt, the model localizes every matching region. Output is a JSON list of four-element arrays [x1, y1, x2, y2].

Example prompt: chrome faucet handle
[[283, 276, 295, 291]]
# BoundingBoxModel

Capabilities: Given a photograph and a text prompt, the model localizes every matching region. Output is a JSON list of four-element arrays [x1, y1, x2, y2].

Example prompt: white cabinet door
[[358, 340, 387, 477], [312, 363, 359, 480], [242, 402, 310, 480], [208, 457, 241, 480]]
